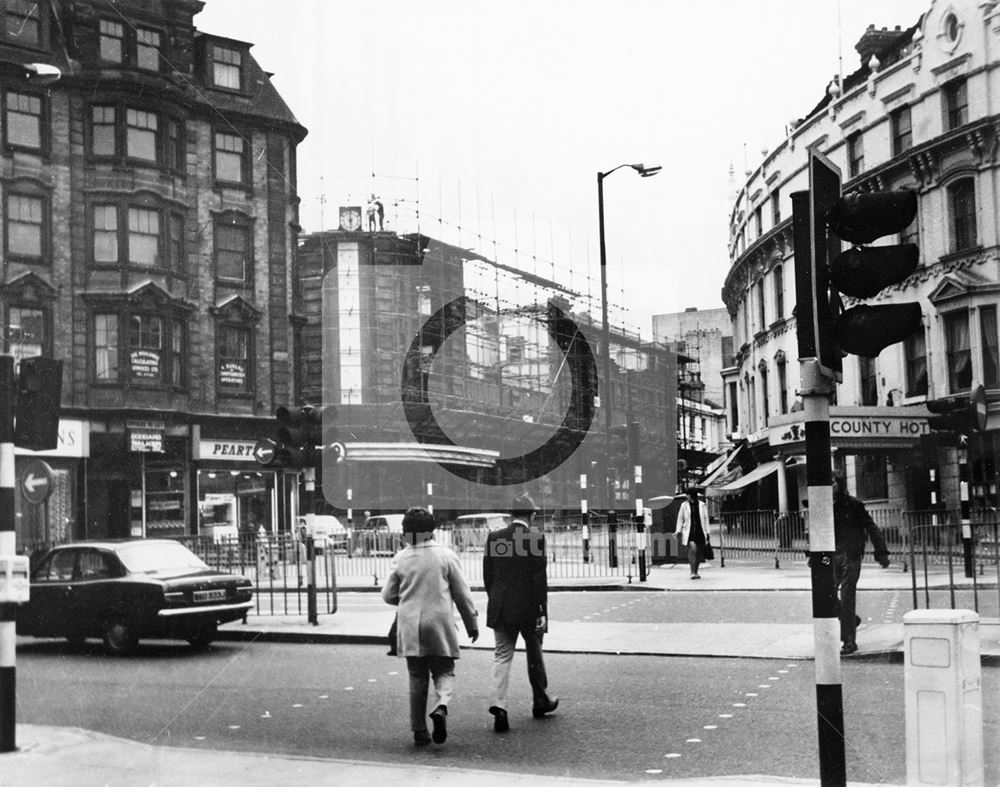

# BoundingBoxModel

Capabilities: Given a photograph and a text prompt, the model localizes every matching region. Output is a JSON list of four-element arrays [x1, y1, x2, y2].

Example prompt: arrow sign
[[20, 458, 54, 505]]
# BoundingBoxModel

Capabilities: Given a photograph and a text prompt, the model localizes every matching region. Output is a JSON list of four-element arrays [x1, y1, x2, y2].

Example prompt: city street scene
[[2, 0, 1000, 785]]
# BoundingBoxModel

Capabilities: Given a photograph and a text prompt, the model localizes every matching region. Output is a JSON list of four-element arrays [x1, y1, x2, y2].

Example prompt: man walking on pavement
[[833, 470, 891, 655], [483, 492, 558, 732]]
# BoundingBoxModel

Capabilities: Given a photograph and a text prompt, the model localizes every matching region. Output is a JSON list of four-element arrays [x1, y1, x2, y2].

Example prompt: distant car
[[351, 514, 405, 555], [17, 540, 254, 655], [442, 512, 512, 551], [296, 514, 349, 553]]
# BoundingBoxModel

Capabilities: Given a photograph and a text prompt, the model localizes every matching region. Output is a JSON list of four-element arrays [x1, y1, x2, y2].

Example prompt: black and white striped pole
[[0, 355, 26, 753], [793, 184, 846, 785], [958, 449, 973, 578]]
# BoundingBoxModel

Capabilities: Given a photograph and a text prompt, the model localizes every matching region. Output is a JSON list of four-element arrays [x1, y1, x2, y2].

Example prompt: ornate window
[[211, 296, 261, 399], [86, 285, 192, 388], [0, 273, 55, 359], [773, 264, 784, 320]]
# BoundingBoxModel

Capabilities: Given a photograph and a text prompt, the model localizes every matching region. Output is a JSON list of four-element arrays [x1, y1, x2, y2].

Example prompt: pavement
[[4, 559, 998, 787]]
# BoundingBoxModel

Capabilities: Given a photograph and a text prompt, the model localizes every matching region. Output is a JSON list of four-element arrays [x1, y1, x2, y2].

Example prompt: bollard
[[581, 523, 590, 564], [903, 609, 984, 787]]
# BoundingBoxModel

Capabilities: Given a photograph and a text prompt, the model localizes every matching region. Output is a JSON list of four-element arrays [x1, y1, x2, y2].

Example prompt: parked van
[[297, 514, 348, 553], [440, 512, 511, 551]]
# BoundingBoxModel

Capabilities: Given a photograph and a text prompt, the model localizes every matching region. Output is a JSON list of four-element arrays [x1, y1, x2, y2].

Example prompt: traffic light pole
[[801, 359, 846, 786], [0, 356, 17, 753], [303, 467, 318, 626]]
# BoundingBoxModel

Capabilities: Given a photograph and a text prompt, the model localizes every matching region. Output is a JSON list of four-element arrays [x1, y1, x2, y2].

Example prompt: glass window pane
[[126, 109, 157, 161], [5, 194, 43, 257], [136, 28, 160, 70], [981, 306, 999, 388], [127, 208, 159, 266], [95, 314, 119, 381], [945, 311, 972, 393], [6, 91, 41, 148], [91, 105, 116, 156], [100, 20, 123, 62], [4, 0, 41, 46], [215, 223, 247, 280]]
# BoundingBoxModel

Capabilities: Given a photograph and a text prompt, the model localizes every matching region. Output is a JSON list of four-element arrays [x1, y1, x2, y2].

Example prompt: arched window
[[947, 178, 977, 252]]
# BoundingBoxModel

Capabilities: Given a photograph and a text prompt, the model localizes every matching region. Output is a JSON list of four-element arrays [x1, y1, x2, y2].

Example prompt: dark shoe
[[429, 705, 447, 744], [489, 705, 509, 732], [841, 641, 858, 656], [855, 615, 862, 628], [690, 573, 701, 580], [532, 696, 559, 718], [413, 730, 431, 746]]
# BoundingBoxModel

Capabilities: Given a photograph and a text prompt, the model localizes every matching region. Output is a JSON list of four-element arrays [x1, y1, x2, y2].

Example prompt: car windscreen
[[117, 542, 209, 573]]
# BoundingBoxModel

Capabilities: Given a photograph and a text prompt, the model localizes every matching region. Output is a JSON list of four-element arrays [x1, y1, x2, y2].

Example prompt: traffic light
[[253, 405, 333, 469], [926, 384, 988, 435], [14, 357, 63, 451]]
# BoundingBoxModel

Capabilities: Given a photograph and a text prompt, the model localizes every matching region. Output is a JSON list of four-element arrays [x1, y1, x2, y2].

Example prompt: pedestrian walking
[[676, 487, 710, 579], [833, 471, 890, 655], [483, 492, 558, 733], [381, 507, 479, 746]]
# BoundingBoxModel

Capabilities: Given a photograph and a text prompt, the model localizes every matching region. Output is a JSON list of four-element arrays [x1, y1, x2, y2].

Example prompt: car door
[[67, 548, 122, 636], [22, 548, 78, 636]]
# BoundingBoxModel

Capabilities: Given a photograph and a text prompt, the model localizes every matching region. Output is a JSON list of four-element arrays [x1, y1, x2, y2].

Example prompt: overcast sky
[[195, 0, 924, 337]]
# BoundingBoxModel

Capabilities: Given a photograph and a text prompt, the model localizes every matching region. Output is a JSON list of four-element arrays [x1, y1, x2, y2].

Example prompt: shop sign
[[195, 439, 259, 461], [129, 430, 163, 453], [15, 419, 89, 458], [130, 349, 161, 379], [219, 361, 247, 388]]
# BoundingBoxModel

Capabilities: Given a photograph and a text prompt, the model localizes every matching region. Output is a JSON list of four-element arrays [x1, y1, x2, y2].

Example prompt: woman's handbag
[[703, 541, 715, 561]]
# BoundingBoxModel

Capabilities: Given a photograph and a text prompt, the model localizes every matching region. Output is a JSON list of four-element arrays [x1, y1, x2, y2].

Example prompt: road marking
[[261, 712, 272, 718], [745, 692, 758, 697], [292, 703, 303, 708], [194, 735, 206, 740], [388, 671, 398, 676], [703, 725, 717, 730], [228, 725, 241, 730], [319, 695, 329, 699], [719, 714, 733, 718], [664, 753, 682, 759], [778, 669, 789, 674], [768, 676, 780, 680], [757, 684, 771, 688], [732, 703, 747, 708], [344, 686, 354, 691], [686, 738, 702, 743], [645, 769, 664, 774], [368, 678, 377, 682]]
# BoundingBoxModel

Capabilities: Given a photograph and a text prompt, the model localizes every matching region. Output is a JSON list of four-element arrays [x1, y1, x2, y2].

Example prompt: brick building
[[1, 0, 306, 548]]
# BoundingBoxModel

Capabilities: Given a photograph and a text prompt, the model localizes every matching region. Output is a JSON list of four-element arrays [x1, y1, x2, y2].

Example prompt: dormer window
[[212, 45, 243, 90]]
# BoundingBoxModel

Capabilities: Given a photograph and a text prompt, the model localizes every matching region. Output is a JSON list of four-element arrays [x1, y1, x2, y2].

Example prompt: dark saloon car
[[18, 540, 253, 654]]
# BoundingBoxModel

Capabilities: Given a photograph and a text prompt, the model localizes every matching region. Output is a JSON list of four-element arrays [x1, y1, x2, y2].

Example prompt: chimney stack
[[855, 24, 905, 67]]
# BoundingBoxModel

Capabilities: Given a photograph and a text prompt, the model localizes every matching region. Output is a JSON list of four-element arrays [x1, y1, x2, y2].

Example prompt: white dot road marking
[[703, 725, 718, 730], [344, 687, 354, 691], [719, 714, 734, 718], [686, 738, 702, 743], [319, 695, 329, 699], [261, 712, 272, 718], [732, 703, 747, 708], [768, 676, 780, 681], [388, 672, 398, 676], [745, 693, 758, 697], [368, 678, 377, 682], [645, 770, 664, 774], [292, 703, 303, 708], [228, 725, 241, 730], [758, 684, 771, 688], [194, 736, 206, 740], [778, 670, 789, 674], [664, 753, 682, 759]]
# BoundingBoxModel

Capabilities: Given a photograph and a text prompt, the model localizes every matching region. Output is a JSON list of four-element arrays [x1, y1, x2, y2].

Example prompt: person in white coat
[[382, 507, 479, 747], [675, 487, 710, 579]]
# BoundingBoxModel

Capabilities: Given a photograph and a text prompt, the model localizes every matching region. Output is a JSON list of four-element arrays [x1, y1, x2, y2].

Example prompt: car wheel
[[186, 621, 218, 650], [102, 616, 138, 655]]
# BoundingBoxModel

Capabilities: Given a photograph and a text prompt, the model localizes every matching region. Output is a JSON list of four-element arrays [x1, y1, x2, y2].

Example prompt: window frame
[[98, 18, 125, 63], [213, 216, 253, 283], [773, 264, 784, 320], [847, 132, 864, 178], [210, 44, 245, 92], [216, 322, 255, 397], [944, 78, 969, 131], [89, 199, 185, 273], [904, 328, 928, 398], [947, 177, 978, 253], [3, 87, 48, 154], [212, 129, 250, 187], [891, 105, 912, 155], [91, 308, 187, 390], [1, 0, 49, 49], [87, 101, 184, 172], [859, 356, 878, 406], [3, 188, 49, 265], [980, 305, 999, 389], [944, 309, 973, 394], [5, 302, 51, 358]]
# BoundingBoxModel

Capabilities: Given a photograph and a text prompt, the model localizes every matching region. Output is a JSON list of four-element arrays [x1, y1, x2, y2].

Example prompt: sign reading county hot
[[320, 238, 605, 513], [770, 407, 933, 447]]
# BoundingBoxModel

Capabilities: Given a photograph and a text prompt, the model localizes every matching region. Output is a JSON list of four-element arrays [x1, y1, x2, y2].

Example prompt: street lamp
[[0, 60, 61, 84], [596, 162, 660, 514]]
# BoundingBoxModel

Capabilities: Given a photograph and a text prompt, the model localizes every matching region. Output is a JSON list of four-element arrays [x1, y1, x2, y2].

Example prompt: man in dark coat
[[483, 492, 558, 732], [833, 471, 890, 655]]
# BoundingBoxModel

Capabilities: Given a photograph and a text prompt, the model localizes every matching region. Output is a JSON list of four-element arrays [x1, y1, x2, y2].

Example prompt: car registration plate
[[194, 589, 226, 602]]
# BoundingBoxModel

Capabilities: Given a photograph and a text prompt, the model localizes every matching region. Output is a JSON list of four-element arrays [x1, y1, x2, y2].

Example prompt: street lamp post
[[596, 163, 660, 519]]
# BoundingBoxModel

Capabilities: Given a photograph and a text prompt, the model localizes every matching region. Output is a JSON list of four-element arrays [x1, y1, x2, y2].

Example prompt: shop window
[[891, 105, 912, 155], [904, 329, 928, 397], [2, 0, 47, 47], [4, 89, 45, 152], [981, 305, 999, 388], [948, 178, 977, 252], [218, 323, 253, 395], [7, 305, 48, 358], [944, 310, 972, 393], [857, 454, 888, 501], [944, 78, 968, 131], [4, 191, 47, 263], [144, 467, 187, 537], [859, 356, 877, 406], [214, 219, 251, 282], [213, 131, 247, 185], [99, 19, 124, 63]]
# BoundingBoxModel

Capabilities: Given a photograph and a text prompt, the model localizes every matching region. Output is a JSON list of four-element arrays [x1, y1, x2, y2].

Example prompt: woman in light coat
[[675, 487, 711, 579], [382, 507, 479, 747]]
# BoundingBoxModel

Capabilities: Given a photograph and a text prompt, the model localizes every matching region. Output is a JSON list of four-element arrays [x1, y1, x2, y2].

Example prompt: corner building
[[722, 0, 998, 519], [1, 0, 306, 549]]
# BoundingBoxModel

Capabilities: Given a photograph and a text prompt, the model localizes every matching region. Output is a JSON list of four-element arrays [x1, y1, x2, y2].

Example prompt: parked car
[[17, 539, 254, 655], [440, 512, 512, 551], [351, 513, 405, 555], [296, 514, 349, 553]]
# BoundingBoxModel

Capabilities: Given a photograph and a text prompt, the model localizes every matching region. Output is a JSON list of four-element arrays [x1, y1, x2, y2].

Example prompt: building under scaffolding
[[297, 227, 678, 521]]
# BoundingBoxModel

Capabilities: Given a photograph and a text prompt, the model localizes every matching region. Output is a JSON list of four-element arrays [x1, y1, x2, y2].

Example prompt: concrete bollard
[[903, 609, 984, 787]]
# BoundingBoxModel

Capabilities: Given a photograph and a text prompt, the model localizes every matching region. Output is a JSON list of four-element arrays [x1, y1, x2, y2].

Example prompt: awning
[[701, 444, 746, 487], [716, 460, 782, 493]]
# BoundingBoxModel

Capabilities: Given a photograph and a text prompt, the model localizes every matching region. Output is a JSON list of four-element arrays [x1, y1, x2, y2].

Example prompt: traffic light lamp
[[254, 405, 337, 469], [14, 357, 63, 451], [926, 384, 988, 436]]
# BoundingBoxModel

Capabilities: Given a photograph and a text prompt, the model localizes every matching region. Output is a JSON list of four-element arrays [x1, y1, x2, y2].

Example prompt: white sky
[[195, 0, 924, 336]]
